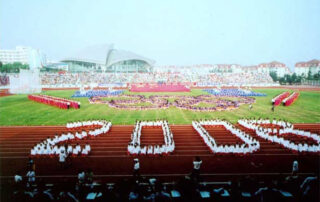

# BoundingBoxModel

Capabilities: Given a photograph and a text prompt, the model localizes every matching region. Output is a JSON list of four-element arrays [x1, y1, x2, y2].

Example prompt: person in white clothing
[[75, 143, 81, 153], [81, 148, 89, 155], [67, 145, 73, 154], [78, 170, 85, 184], [85, 143, 91, 153], [292, 160, 298, 175], [59, 147, 67, 168], [26, 169, 35, 186], [133, 158, 140, 179], [147, 145, 153, 155], [14, 172, 23, 184], [141, 146, 147, 155], [191, 156, 202, 182], [72, 146, 80, 156]]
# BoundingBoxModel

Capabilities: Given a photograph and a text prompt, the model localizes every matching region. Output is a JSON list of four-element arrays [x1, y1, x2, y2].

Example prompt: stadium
[[1, 55, 320, 201], [1, 1, 320, 202]]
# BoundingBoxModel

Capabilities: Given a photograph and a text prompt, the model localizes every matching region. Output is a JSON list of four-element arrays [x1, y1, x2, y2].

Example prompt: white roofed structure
[[61, 44, 155, 73]]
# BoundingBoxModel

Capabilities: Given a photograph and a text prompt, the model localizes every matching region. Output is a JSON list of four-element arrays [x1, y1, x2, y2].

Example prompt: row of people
[[271, 92, 290, 106], [40, 94, 80, 109], [128, 144, 174, 155], [28, 94, 80, 109], [282, 92, 299, 106], [72, 90, 124, 97], [31, 143, 91, 156], [204, 88, 266, 97], [66, 120, 108, 129], [30, 120, 112, 157], [192, 120, 260, 154], [254, 118, 320, 143], [128, 120, 175, 155], [238, 119, 320, 152]]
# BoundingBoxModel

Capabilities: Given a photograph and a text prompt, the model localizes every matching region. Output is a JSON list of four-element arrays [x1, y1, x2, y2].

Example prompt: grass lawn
[[195, 102, 217, 108], [0, 88, 319, 125]]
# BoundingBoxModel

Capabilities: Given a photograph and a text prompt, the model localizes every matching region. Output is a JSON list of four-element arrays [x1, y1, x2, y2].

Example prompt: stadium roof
[[106, 49, 155, 67], [61, 44, 155, 67]]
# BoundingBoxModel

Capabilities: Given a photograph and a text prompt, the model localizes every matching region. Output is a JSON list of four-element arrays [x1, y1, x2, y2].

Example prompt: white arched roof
[[106, 49, 155, 67], [61, 44, 155, 67]]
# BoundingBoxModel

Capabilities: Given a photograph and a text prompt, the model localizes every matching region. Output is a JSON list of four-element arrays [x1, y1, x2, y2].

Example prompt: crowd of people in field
[[89, 94, 256, 112]]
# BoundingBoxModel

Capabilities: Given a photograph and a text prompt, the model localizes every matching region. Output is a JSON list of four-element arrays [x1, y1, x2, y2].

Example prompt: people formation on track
[[29, 118, 320, 161], [127, 120, 175, 156]]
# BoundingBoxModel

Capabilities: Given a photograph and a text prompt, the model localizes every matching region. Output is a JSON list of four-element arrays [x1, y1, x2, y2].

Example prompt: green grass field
[[0, 88, 319, 125]]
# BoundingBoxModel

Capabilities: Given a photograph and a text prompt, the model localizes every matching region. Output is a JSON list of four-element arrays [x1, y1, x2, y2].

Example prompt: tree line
[[0, 62, 29, 73], [269, 70, 320, 85]]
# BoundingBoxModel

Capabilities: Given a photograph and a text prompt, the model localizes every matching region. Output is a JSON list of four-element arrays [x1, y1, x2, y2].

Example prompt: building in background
[[61, 44, 155, 73], [155, 61, 290, 77], [256, 61, 291, 77], [295, 59, 320, 76], [0, 46, 47, 69], [45, 62, 69, 71]]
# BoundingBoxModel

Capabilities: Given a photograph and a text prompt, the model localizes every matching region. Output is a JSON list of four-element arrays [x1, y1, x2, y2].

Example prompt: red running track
[[0, 124, 319, 183]]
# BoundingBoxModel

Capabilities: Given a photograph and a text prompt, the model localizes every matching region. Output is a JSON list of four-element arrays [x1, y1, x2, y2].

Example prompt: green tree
[[291, 73, 297, 83], [307, 69, 312, 80], [314, 71, 320, 80], [269, 71, 278, 81], [284, 74, 292, 84], [279, 77, 286, 84], [0, 62, 29, 73]]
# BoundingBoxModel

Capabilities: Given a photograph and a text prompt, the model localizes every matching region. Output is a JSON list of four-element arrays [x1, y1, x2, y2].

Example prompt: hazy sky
[[1, 0, 319, 69]]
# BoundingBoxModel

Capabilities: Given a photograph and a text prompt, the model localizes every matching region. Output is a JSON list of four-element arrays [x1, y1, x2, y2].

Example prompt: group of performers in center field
[[28, 94, 80, 109]]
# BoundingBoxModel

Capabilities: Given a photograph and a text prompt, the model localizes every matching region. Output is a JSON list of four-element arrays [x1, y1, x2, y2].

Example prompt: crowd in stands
[[204, 88, 266, 97], [28, 94, 80, 109], [192, 119, 260, 154], [0, 75, 9, 86], [128, 120, 175, 156], [31, 72, 275, 87], [72, 90, 124, 97], [238, 118, 320, 153]]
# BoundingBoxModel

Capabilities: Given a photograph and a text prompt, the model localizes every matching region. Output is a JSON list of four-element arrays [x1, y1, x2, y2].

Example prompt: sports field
[[0, 88, 319, 126]]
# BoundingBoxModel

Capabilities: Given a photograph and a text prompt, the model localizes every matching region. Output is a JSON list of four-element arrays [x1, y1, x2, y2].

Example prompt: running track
[[0, 124, 319, 183]]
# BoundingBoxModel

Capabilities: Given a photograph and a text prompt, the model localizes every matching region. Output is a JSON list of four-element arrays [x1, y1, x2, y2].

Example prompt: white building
[[295, 59, 320, 76], [61, 44, 154, 73], [0, 46, 46, 69], [256, 61, 291, 77]]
